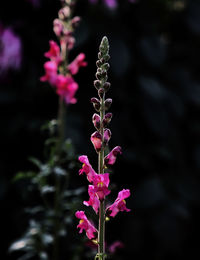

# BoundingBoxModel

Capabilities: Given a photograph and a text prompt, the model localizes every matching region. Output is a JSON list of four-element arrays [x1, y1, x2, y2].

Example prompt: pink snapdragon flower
[[44, 40, 62, 64], [40, 61, 58, 86], [55, 74, 78, 104], [68, 53, 87, 75], [104, 146, 122, 167], [84, 185, 100, 214], [91, 131, 102, 152], [93, 173, 110, 201], [107, 189, 131, 217], [79, 155, 97, 182], [75, 211, 97, 239]]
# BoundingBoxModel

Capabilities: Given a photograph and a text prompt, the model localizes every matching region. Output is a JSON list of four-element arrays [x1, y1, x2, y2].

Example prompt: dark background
[[1, 0, 200, 259]]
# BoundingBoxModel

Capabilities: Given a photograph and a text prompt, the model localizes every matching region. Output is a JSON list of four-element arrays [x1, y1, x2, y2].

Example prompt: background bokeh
[[1, 0, 200, 259]]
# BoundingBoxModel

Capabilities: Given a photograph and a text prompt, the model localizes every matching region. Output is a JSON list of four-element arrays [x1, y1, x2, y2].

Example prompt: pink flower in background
[[44, 40, 62, 65], [79, 155, 97, 183], [104, 146, 122, 167], [84, 185, 100, 214], [75, 211, 97, 239], [107, 189, 131, 217], [93, 173, 110, 201], [108, 241, 124, 254], [40, 61, 58, 86], [0, 25, 22, 75], [68, 53, 87, 75], [91, 131, 102, 152], [55, 74, 78, 104]]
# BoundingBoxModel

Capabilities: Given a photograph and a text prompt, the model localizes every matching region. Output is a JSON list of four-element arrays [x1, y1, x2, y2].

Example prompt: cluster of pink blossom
[[75, 37, 131, 254], [40, 1, 87, 104]]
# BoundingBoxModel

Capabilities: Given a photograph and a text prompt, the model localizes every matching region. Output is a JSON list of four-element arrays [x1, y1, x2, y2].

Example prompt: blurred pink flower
[[40, 60, 58, 86], [68, 53, 87, 75], [89, 0, 136, 8], [55, 74, 78, 104], [26, 0, 40, 8], [108, 240, 124, 254], [0, 25, 22, 75], [44, 40, 62, 65]]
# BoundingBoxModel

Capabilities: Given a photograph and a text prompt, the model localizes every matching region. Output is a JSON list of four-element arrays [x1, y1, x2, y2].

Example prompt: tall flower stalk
[[75, 36, 131, 260]]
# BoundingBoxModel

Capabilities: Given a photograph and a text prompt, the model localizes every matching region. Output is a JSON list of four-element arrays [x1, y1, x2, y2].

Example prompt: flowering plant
[[75, 36, 131, 260]]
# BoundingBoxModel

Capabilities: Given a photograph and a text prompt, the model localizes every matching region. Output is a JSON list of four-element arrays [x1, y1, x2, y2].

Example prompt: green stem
[[98, 94, 106, 260]]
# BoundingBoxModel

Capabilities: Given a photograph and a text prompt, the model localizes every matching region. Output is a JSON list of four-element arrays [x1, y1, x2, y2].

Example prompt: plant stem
[[98, 93, 105, 259]]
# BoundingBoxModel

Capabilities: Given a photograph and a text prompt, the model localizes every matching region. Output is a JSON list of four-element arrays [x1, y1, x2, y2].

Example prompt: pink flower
[[104, 146, 122, 167], [68, 53, 87, 75], [44, 40, 62, 64], [75, 211, 97, 239], [91, 131, 102, 152], [55, 74, 78, 104], [93, 173, 110, 201], [84, 185, 100, 214], [40, 61, 58, 86], [92, 113, 101, 130], [107, 189, 131, 217], [79, 155, 97, 182]]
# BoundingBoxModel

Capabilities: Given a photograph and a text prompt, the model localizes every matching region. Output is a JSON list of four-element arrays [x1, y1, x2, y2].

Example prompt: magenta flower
[[93, 173, 110, 201], [84, 185, 100, 214], [0, 25, 22, 74], [107, 189, 131, 217], [55, 74, 78, 104], [40, 61, 58, 86], [75, 211, 97, 239], [68, 53, 87, 75], [91, 131, 102, 152], [104, 146, 122, 167], [79, 155, 97, 183], [44, 40, 62, 65]]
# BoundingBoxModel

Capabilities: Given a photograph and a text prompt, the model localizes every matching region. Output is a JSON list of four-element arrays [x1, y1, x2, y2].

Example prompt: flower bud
[[95, 72, 102, 80], [103, 113, 112, 128], [98, 88, 105, 99], [96, 60, 102, 68], [104, 98, 112, 110], [103, 82, 110, 92], [103, 129, 111, 146], [98, 52, 102, 60], [58, 6, 70, 20], [91, 97, 101, 111], [71, 16, 81, 28], [104, 54, 110, 62], [102, 63, 110, 71], [53, 19, 64, 37], [92, 114, 101, 130], [91, 131, 102, 153], [94, 80, 101, 90], [104, 146, 122, 167]]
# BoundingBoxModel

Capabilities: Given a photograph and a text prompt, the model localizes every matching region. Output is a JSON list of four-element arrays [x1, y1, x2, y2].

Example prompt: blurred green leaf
[[12, 171, 36, 182]]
